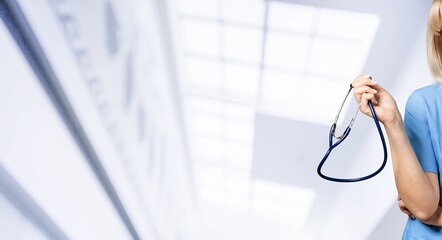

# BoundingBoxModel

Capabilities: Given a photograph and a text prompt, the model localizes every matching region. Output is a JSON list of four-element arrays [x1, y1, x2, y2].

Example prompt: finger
[[404, 210, 414, 219], [352, 74, 371, 84], [354, 86, 378, 94], [398, 204, 412, 216], [397, 200, 415, 219], [360, 97, 372, 116], [403, 209, 413, 217], [360, 94, 370, 115], [360, 93, 379, 115], [353, 86, 378, 99], [360, 93, 377, 104], [362, 92, 379, 105], [400, 206, 410, 214], [398, 200, 406, 209], [352, 75, 377, 88]]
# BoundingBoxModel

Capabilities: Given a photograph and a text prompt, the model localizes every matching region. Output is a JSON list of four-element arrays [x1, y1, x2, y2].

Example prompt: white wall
[[320, 8, 434, 240]]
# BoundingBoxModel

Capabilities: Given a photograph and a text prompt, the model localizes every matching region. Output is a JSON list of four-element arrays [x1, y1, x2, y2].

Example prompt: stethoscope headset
[[317, 82, 388, 183]]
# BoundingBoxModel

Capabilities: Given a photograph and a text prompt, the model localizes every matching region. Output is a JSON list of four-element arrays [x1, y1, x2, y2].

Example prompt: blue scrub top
[[402, 84, 442, 239]]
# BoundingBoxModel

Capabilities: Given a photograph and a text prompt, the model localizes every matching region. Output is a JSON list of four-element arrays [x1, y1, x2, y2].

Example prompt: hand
[[398, 195, 415, 219], [352, 75, 401, 127]]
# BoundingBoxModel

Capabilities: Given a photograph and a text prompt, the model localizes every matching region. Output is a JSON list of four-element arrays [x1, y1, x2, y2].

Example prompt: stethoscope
[[317, 83, 388, 183]]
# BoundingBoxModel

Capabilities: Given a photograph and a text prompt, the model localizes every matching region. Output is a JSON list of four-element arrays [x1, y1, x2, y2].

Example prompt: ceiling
[[168, 0, 431, 239]]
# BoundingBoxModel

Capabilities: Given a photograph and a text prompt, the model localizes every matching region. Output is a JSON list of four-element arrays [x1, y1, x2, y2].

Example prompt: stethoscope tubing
[[317, 101, 388, 183]]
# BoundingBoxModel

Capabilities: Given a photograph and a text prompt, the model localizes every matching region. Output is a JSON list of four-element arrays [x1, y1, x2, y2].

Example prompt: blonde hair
[[428, 0, 442, 81]]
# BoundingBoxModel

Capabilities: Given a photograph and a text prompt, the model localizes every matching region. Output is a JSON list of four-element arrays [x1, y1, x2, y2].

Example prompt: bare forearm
[[385, 114, 438, 219], [422, 206, 442, 226]]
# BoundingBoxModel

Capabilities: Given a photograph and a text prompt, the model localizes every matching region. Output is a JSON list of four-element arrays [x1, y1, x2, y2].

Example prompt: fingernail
[[372, 89, 377, 93]]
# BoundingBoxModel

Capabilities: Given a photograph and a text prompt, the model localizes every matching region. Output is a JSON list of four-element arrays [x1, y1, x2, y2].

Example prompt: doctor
[[352, 0, 442, 239]]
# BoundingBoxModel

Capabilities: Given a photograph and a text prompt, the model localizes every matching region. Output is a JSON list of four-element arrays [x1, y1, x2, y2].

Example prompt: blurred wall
[[0, 0, 194, 239]]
